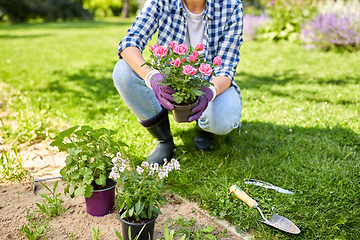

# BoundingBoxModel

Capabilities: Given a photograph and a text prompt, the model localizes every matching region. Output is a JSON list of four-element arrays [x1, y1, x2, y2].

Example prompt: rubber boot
[[139, 108, 175, 165], [194, 123, 214, 152]]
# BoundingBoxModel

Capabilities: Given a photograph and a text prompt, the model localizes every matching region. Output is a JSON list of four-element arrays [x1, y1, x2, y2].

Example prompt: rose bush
[[142, 42, 222, 105]]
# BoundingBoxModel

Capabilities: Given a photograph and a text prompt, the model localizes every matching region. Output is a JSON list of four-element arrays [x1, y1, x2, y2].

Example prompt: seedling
[[19, 208, 51, 240], [36, 181, 65, 217], [65, 231, 80, 240], [166, 215, 226, 240], [0, 145, 28, 183], [91, 227, 106, 240]]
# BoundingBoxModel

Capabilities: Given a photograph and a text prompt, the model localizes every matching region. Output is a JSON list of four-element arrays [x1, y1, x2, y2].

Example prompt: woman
[[113, 0, 243, 164]]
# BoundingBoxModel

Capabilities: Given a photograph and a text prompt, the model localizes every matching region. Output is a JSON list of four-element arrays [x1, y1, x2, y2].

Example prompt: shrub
[[300, 0, 360, 51], [0, 0, 93, 23], [243, 13, 271, 41], [257, 0, 318, 42]]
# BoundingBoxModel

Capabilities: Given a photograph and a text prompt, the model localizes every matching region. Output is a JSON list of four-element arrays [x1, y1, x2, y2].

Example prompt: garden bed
[[0, 141, 245, 240]]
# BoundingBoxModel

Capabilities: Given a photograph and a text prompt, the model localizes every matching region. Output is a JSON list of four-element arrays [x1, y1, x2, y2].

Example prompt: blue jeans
[[112, 59, 242, 135]]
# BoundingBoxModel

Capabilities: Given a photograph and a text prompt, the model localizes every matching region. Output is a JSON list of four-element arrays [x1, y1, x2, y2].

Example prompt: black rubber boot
[[139, 108, 175, 165], [194, 123, 214, 152]]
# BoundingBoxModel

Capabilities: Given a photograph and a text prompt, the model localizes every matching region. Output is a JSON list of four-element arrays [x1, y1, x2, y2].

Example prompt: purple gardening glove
[[150, 73, 176, 110], [189, 87, 214, 122]]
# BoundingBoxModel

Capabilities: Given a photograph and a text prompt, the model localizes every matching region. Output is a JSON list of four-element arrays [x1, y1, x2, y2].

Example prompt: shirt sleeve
[[213, 2, 243, 82], [118, 0, 161, 58]]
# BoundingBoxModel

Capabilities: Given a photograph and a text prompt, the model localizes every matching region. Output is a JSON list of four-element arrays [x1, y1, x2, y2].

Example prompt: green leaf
[[201, 225, 214, 233], [84, 185, 94, 198], [83, 173, 94, 185], [74, 186, 86, 196], [128, 207, 134, 217], [135, 200, 141, 214], [95, 174, 106, 186], [206, 234, 216, 240], [115, 230, 124, 240]]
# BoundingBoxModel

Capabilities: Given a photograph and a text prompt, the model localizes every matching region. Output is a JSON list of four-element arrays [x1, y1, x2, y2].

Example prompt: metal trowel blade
[[262, 214, 301, 234]]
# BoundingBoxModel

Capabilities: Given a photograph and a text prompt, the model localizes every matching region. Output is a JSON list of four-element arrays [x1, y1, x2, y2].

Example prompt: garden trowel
[[230, 185, 300, 234], [33, 176, 62, 194]]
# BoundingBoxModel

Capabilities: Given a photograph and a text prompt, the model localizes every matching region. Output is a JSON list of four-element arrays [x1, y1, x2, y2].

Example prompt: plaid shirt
[[118, 0, 243, 94]]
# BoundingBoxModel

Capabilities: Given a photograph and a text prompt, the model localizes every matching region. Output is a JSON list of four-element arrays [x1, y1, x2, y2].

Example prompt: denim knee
[[112, 59, 141, 92]]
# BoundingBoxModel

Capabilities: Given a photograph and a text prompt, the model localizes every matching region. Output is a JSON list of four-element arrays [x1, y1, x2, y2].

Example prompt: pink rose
[[170, 57, 181, 67], [173, 44, 188, 55], [153, 45, 168, 57], [189, 54, 198, 63], [183, 65, 197, 75], [150, 44, 160, 52], [169, 41, 177, 49], [213, 56, 222, 66], [199, 63, 213, 77], [192, 50, 199, 57], [195, 43, 204, 51]]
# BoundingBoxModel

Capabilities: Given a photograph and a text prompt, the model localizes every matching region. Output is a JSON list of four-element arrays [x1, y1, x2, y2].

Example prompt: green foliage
[[113, 156, 180, 220], [0, 145, 29, 183], [36, 181, 65, 217], [91, 227, 106, 240], [1, 20, 359, 240], [165, 215, 224, 240], [258, 0, 318, 42], [50, 125, 127, 198], [19, 208, 51, 240], [0, 0, 93, 23], [159, 224, 186, 240], [83, 0, 122, 17]]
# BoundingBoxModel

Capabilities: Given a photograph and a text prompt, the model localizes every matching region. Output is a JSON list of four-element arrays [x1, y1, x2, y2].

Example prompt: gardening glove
[[189, 86, 217, 122], [145, 71, 176, 110]]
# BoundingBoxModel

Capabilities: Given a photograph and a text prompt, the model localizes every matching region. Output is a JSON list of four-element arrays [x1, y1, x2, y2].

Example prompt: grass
[[1, 18, 359, 239]]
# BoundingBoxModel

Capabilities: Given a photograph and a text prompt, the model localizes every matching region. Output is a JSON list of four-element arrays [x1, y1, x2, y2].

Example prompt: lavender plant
[[300, 0, 360, 51], [243, 13, 271, 41], [111, 154, 181, 221]]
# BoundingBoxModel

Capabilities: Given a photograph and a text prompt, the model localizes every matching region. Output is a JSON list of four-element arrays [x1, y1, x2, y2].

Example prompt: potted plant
[[110, 154, 181, 240], [142, 42, 222, 122], [50, 125, 127, 217]]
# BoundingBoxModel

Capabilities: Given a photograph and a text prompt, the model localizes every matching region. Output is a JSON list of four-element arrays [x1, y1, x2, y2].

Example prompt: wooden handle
[[230, 185, 257, 208]]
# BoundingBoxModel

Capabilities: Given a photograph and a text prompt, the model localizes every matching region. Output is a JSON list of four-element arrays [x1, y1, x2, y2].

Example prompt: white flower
[[136, 166, 144, 175], [149, 170, 154, 176], [109, 170, 120, 180], [163, 158, 168, 164], [158, 170, 168, 179], [118, 166, 125, 173], [170, 158, 180, 170], [141, 161, 149, 168]]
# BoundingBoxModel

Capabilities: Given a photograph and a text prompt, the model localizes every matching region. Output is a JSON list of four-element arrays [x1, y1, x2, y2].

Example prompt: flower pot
[[172, 98, 199, 123], [85, 178, 116, 217], [118, 210, 157, 240]]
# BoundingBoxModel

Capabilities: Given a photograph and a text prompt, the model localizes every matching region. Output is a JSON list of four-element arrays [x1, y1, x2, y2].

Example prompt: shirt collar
[[177, 0, 214, 20]]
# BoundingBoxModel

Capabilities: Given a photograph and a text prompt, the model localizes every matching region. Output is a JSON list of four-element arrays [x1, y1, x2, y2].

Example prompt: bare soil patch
[[0, 141, 244, 239]]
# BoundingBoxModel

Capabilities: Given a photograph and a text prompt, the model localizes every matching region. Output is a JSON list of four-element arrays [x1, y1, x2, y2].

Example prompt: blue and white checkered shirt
[[118, 0, 243, 95]]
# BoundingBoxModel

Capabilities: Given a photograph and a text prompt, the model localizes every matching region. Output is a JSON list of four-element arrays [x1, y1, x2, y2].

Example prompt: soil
[[0, 141, 247, 240]]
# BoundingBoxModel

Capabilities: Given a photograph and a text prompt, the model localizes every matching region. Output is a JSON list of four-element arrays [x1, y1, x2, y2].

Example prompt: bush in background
[[256, 0, 318, 42], [300, 0, 360, 51], [0, 0, 93, 22]]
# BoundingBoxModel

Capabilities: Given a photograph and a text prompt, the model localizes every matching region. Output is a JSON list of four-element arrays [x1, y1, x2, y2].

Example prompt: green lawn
[[1, 18, 359, 239]]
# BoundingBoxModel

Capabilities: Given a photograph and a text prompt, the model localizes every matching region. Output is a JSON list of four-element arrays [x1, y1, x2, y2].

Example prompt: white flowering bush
[[110, 153, 180, 221]]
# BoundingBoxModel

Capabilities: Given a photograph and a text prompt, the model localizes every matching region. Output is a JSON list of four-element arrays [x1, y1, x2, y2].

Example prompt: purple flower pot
[[85, 178, 116, 217]]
